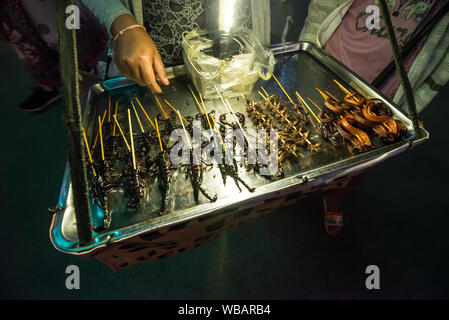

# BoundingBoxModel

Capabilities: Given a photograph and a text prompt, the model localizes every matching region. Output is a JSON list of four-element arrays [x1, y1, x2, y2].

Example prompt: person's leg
[[0, 0, 61, 111], [1, 0, 108, 112], [322, 175, 362, 236], [0, 1, 62, 87]]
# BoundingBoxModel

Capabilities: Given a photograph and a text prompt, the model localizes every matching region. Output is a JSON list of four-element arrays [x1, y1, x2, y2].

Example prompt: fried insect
[[185, 152, 217, 203]]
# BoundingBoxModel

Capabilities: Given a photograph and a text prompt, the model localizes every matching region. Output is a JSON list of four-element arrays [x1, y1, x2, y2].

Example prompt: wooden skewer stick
[[155, 118, 163, 152], [164, 99, 189, 124], [113, 101, 118, 136], [214, 84, 253, 152], [333, 79, 352, 95], [210, 114, 226, 152], [199, 92, 222, 151], [135, 97, 155, 130], [261, 86, 269, 98], [108, 96, 111, 123], [176, 109, 192, 150], [92, 109, 107, 149], [199, 93, 213, 131], [188, 84, 204, 115], [128, 109, 136, 170], [153, 94, 168, 119], [296, 92, 320, 125], [308, 97, 338, 129], [82, 129, 96, 176], [334, 79, 360, 102], [258, 90, 268, 101], [113, 115, 131, 151], [316, 88, 329, 100], [325, 90, 338, 101], [131, 101, 145, 133], [272, 74, 295, 105], [98, 116, 105, 161], [307, 97, 323, 113], [350, 82, 368, 99]]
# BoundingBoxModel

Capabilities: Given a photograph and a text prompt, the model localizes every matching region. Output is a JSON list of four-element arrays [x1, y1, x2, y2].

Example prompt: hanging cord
[[373, 0, 449, 87], [57, 0, 92, 245], [279, 0, 297, 45], [379, 0, 421, 137], [281, 15, 294, 48]]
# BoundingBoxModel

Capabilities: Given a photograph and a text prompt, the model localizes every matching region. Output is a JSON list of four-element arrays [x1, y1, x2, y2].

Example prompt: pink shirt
[[324, 0, 435, 84]]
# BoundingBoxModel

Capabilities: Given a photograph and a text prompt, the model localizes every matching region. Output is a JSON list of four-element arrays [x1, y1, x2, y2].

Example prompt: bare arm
[[111, 14, 169, 93]]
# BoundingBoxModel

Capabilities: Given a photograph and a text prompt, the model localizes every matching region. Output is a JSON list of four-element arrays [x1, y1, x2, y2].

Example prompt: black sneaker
[[18, 87, 61, 112]]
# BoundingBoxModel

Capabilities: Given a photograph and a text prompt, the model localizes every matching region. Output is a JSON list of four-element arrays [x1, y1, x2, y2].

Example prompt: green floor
[[1, 39, 448, 299]]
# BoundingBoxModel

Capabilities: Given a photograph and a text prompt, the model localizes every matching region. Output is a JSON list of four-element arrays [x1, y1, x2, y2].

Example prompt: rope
[[379, 0, 421, 137], [57, 0, 92, 245], [281, 15, 293, 48]]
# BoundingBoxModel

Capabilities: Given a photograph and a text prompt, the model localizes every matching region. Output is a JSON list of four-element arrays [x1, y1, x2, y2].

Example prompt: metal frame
[[50, 41, 429, 255]]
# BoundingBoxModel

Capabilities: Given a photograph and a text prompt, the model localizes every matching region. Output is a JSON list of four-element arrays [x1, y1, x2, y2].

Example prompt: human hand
[[111, 15, 169, 93]]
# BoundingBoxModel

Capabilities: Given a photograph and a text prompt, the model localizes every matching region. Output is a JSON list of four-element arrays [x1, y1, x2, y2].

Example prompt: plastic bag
[[182, 27, 275, 100]]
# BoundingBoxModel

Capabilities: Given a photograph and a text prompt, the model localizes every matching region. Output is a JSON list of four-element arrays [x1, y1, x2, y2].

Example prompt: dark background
[[0, 1, 448, 299]]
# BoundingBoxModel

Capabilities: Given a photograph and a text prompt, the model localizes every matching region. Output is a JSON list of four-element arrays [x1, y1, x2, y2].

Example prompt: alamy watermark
[[365, 5, 381, 30], [168, 120, 279, 176], [65, 5, 80, 30], [365, 265, 380, 290], [65, 265, 80, 290]]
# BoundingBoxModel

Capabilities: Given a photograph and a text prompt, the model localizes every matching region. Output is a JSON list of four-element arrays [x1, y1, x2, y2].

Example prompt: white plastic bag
[[182, 27, 275, 100]]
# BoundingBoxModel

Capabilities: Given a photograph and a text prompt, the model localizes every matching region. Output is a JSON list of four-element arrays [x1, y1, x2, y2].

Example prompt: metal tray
[[50, 42, 429, 255]]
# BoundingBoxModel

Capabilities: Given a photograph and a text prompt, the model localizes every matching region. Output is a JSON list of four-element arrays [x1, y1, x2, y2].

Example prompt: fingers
[[139, 62, 162, 93], [153, 53, 170, 86], [117, 56, 163, 93], [114, 47, 168, 92]]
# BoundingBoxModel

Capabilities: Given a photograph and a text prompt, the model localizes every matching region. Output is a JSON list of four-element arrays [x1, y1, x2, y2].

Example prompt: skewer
[[316, 88, 329, 100], [333, 79, 352, 95], [308, 97, 338, 130], [350, 82, 368, 99], [82, 129, 96, 176], [334, 79, 360, 102], [210, 114, 226, 152], [261, 86, 269, 98], [176, 109, 192, 150], [92, 109, 107, 149], [307, 97, 323, 113], [258, 90, 268, 101], [155, 118, 163, 152], [113, 115, 131, 151], [199, 93, 213, 131], [135, 97, 155, 130], [128, 109, 136, 170], [131, 101, 145, 133], [325, 90, 338, 101], [98, 116, 105, 161], [214, 84, 253, 151], [163, 99, 189, 124], [113, 101, 118, 136], [272, 74, 295, 105], [296, 92, 320, 125], [188, 84, 204, 115], [108, 96, 111, 123], [153, 94, 168, 119], [199, 92, 223, 151], [261, 87, 316, 148]]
